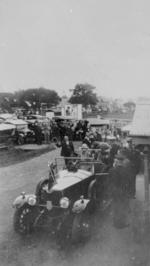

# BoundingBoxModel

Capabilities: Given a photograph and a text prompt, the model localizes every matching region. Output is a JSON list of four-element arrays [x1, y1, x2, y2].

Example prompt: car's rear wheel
[[13, 204, 39, 234], [71, 212, 91, 243]]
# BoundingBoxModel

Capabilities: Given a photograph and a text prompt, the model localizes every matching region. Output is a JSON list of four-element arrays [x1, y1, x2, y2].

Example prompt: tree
[[0, 92, 14, 112], [14, 87, 61, 109], [123, 101, 135, 112], [69, 83, 98, 108]]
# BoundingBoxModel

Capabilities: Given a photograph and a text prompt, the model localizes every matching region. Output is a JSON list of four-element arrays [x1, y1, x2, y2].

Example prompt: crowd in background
[[29, 116, 123, 146]]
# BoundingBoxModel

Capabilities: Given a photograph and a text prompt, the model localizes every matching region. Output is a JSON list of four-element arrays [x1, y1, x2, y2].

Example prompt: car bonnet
[[52, 169, 92, 191]]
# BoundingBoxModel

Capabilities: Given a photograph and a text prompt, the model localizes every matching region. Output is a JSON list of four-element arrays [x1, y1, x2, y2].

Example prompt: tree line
[[0, 83, 98, 112], [0, 83, 135, 113]]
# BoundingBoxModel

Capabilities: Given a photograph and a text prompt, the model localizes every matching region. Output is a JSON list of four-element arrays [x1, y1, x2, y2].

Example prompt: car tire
[[13, 204, 39, 235], [17, 135, 24, 145], [71, 212, 91, 243], [7, 138, 14, 149]]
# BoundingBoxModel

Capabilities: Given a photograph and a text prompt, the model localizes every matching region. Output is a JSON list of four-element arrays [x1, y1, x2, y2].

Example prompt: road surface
[[0, 148, 149, 266]]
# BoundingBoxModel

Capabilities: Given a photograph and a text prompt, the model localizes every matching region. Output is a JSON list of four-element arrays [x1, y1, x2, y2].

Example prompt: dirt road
[[0, 148, 149, 266]]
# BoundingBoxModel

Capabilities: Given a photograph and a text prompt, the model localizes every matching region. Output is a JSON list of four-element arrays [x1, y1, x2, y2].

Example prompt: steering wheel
[[67, 158, 80, 172]]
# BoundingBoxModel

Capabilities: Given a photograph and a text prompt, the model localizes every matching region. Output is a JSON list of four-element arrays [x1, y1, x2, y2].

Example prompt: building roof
[[6, 119, 27, 126], [0, 113, 17, 120], [0, 123, 15, 131], [122, 123, 132, 132], [87, 118, 110, 126], [130, 98, 150, 136]]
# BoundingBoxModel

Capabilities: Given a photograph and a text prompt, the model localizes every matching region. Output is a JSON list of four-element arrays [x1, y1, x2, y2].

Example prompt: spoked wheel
[[17, 135, 25, 145], [13, 204, 39, 234], [71, 212, 91, 243], [35, 179, 49, 203]]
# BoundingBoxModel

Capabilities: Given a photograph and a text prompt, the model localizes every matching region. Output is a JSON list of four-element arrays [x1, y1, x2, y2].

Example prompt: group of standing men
[[109, 144, 141, 229], [60, 128, 142, 230]]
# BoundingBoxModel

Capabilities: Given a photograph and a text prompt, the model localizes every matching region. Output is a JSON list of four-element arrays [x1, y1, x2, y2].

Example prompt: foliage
[[123, 101, 135, 111], [15, 87, 61, 109], [0, 93, 15, 112], [0, 88, 61, 112], [69, 83, 98, 107]]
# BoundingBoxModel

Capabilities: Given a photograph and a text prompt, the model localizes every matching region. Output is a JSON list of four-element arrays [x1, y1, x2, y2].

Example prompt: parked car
[[6, 119, 36, 145], [0, 123, 15, 149], [12, 157, 109, 243], [25, 114, 49, 125], [0, 113, 17, 121]]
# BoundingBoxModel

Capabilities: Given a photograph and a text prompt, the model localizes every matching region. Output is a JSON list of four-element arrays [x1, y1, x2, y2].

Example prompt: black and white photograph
[[0, 1, 150, 265]]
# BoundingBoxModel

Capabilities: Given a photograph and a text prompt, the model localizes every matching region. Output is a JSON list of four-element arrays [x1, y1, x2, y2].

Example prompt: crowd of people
[[27, 114, 142, 231], [60, 125, 142, 230], [50, 119, 89, 142], [27, 119, 89, 145], [26, 114, 143, 230], [22, 113, 123, 146]]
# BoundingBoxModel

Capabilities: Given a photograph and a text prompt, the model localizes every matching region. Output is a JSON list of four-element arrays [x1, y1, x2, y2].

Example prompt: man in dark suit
[[61, 135, 75, 167], [110, 152, 132, 228]]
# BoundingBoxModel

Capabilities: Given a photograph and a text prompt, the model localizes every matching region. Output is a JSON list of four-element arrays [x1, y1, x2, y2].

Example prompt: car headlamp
[[28, 196, 36, 206], [59, 197, 69, 209]]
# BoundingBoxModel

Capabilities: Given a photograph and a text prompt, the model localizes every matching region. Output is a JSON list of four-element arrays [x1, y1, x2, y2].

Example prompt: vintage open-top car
[[13, 156, 109, 242]]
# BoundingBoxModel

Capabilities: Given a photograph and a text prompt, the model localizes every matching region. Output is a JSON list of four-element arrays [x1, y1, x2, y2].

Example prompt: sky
[[0, 0, 150, 99]]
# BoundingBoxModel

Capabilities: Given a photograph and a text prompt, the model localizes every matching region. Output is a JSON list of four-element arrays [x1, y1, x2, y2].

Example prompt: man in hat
[[80, 143, 89, 159], [83, 132, 92, 148], [61, 135, 75, 167], [121, 140, 142, 198], [110, 152, 131, 228], [33, 121, 43, 145]]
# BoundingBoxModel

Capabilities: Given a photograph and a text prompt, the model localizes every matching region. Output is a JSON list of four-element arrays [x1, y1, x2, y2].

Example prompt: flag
[[24, 100, 31, 107], [4, 97, 9, 102]]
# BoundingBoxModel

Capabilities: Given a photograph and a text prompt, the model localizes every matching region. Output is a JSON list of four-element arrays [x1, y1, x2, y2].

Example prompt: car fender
[[88, 179, 96, 199], [35, 178, 49, 196], [72, 198, 90, 214], [13, 193, 36, 209]]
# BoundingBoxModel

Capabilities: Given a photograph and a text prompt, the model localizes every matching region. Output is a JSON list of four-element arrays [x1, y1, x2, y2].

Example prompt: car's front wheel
[[17, 135, 25, 145], [71, 212, 91, 243], [13, 204, 39, 234]]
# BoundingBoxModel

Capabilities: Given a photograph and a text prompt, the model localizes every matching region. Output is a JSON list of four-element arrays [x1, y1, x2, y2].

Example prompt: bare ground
[[0, 144, 56, 168]]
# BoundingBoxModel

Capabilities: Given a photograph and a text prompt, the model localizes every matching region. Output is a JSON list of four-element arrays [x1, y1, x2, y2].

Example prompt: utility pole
[[143, 146, 150, 229]]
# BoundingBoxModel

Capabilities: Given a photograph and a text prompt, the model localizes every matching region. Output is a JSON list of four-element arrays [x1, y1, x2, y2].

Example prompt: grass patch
[[0, 144, 56, 168]]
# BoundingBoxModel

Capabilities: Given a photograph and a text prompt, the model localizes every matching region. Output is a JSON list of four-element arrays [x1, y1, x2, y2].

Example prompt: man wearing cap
[[110, 152, 131, 228]]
